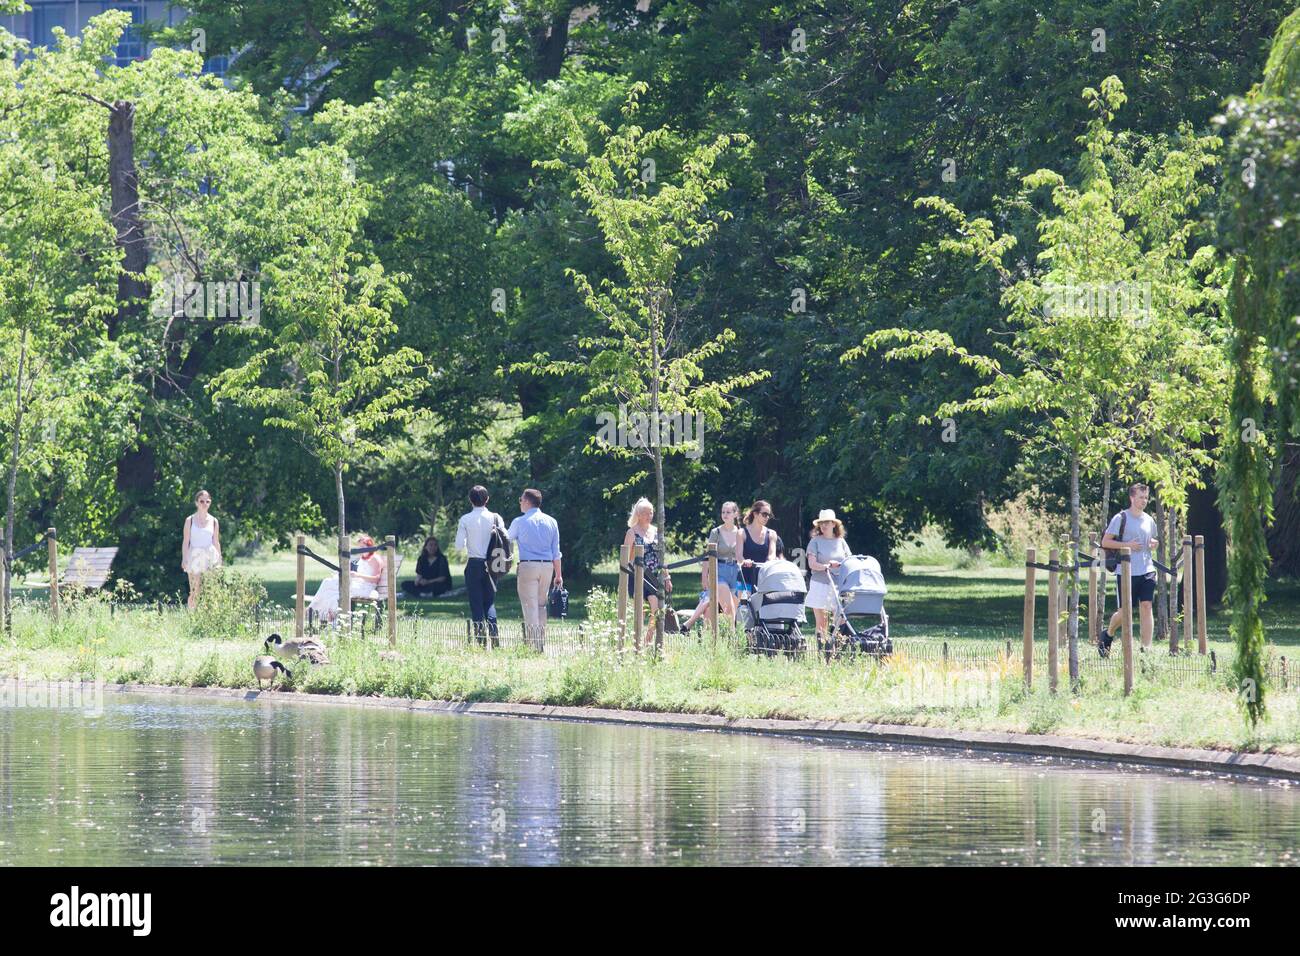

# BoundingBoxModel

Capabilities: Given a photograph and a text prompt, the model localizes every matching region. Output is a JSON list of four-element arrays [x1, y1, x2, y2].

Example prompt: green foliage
[[186, 568, 269, 641], [849, 77, 1227, 540], [1214, 7, 1300, 725]]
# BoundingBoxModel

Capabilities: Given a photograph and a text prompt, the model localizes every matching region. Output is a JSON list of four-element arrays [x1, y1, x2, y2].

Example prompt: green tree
[[848, 77, 1225, 679], [1215, 6, 1300, 725], [511, 82, 765, 535], [210, 146, 424, 616]]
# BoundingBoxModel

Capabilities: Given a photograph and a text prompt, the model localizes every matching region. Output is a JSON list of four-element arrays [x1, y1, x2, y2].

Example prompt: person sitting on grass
[[401, 536, 451, 598], [1098, 482, 1159, 656]]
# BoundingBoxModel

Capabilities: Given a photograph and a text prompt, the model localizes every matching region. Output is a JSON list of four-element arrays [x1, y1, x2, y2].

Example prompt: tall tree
[[511, 82, 765, 536], [1215, 6, 1300, 726]]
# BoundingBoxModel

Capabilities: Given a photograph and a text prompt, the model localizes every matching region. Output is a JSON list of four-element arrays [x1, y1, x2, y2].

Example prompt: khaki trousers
[[516, 562, 553, 650]]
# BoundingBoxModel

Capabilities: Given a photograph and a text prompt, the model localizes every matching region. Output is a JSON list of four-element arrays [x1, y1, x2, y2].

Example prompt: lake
[[1, 691, 1296, 865]]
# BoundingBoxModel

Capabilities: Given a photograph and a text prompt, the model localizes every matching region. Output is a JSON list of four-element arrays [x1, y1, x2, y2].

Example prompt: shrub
[[186, 568, 268, 640]]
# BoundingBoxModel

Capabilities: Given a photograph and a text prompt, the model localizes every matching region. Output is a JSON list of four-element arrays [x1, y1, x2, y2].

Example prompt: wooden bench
[[24, 547, 118, 590], [302, 554, 401, 637], [63, 548, 119, 589]]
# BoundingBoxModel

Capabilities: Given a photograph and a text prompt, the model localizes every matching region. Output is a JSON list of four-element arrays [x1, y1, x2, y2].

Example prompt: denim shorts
[[716, 560, 740, 592]]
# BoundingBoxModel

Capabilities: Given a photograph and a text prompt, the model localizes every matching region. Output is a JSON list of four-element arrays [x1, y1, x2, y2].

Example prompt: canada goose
[[264, 633, 330, 665], [253, 656, 292, 690]]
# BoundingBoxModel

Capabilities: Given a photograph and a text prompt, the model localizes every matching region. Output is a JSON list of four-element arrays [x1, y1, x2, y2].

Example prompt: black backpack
[[1103, 512, 1127, 573], [487, 514, 513, 582]]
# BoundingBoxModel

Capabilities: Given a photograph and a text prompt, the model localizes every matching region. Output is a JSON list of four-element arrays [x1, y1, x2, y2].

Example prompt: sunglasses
[[759, 511, 771, 518]]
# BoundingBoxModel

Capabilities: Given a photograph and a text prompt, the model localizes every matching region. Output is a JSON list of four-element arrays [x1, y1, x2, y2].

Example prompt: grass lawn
[[222, 539, 1300, 648], [4, 540, 1300, 754]]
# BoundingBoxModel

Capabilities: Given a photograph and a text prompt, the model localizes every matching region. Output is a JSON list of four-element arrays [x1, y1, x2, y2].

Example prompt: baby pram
[[826, 555, 892, 656], [741, 559, 808, 656]]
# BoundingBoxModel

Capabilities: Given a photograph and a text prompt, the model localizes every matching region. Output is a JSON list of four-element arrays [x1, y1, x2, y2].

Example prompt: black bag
[[1103, 512, 1127, 573], [487, 514, 513, 583], [547, 584, 568, 619]]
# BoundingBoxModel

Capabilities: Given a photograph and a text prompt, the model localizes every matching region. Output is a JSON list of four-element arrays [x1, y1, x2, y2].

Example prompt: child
[[681, 566, 726, 631]]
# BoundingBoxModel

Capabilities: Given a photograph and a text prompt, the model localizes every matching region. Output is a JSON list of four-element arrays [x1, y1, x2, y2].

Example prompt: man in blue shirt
[[508, 488, 563, 651]]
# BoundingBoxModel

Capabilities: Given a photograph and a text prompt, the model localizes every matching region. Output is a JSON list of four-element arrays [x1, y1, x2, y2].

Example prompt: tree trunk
[[106, 98, 167, 593], [1187, 481, 1228, 607], [1267, 444, 1300, 577], [1098, 464, 1111, 623], [336, 462, 350, 625], [1151, 496, 1169, 643], [3, 327, 28, 623], [648, 291, 667, 531], [108, 101, 150, 338], [1068, 452, 1080, 686]]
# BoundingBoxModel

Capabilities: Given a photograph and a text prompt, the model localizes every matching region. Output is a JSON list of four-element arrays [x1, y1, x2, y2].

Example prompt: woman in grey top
[[806, 509, 850, 646]]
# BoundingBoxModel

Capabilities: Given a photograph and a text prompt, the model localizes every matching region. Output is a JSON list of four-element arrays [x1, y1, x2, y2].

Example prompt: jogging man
[[1099, 482, 1159, 655]]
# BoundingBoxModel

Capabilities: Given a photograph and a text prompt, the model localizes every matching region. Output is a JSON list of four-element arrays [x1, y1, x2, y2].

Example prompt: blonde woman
[[807, 509, 851, 646], [623, 497, 671, 628], [181, 490, 222, 610]]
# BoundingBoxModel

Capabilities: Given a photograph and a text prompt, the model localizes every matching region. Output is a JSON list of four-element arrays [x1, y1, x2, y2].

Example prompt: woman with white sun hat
[[806, 509, 851, 646]]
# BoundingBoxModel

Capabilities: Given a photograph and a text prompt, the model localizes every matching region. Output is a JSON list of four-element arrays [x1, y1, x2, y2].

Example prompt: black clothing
[[465, 557, 499, 644], [402, 551, 451, 597], [741, 527, 772, 588]]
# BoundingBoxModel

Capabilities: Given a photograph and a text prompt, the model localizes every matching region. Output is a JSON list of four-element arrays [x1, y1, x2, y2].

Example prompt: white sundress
[[186, 516, 221, 574]]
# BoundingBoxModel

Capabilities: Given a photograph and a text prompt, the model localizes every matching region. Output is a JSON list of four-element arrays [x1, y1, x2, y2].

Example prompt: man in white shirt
[[456, 485, 503, 644], [1100, 482, 1160, 654]]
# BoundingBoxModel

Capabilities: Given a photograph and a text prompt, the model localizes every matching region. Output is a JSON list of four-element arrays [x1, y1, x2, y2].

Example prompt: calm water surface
[[1, 692, 1297, 865]]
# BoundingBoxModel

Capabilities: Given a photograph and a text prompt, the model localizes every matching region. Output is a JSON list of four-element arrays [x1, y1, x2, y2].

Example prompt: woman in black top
[[402, 536, 452, 597], [736, 500, 777, 590]]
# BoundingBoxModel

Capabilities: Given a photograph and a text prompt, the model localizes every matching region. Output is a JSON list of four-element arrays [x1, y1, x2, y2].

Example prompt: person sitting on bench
[[309, 534, 383, 624], [402, 536, 452, 598]]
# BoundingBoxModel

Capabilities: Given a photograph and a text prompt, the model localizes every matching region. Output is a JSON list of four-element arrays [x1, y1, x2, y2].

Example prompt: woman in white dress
[[308, 534, 384, 624], [806, 509, 851, 647], [181, 490, 223, 610]]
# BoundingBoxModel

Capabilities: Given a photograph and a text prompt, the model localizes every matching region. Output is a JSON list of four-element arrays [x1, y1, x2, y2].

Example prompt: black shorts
[[1115, 572, 1157, 606]]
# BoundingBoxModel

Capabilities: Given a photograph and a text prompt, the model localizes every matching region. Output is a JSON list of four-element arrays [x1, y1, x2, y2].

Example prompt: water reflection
[[0, 693, 1295, 865]]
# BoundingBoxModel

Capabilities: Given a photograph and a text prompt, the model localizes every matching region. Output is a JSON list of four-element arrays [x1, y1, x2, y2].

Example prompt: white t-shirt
[[1105, 509, 1157, 576]]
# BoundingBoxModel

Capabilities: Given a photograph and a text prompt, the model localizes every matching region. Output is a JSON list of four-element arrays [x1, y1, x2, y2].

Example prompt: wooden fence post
[[617, 543, 630, 651], [1047, 548, 1059, 694], [1179, 536, 1193, 656], [632, 544, 645, 654], [707, 542, 719, 648], [1023, 548, 1036, 689], [295, 534, 306, 639], [1121, 548, 1134, 696], [47, 527, 59, 623], [1087, 533, 1098, 655], [1194, 535, 1208, 654], [385, 535, 398, 647], [338, 531, 352, 633]]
